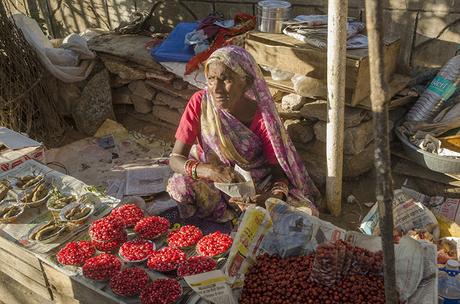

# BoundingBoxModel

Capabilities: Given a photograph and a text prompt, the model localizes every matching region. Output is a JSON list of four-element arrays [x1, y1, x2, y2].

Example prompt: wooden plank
[[0, 235, 42, 270], [0, 266, 51, 300], [357, 74, 411, 108], [53, 293, 81, 304], [42, 263, 117, 304], [0, 270, 53, 304], [0, 247, 46, 285]]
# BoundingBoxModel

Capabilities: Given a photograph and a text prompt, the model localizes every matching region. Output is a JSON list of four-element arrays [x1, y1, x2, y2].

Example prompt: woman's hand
[[229, 191, 285, 211], [197, 163, 238, 183]]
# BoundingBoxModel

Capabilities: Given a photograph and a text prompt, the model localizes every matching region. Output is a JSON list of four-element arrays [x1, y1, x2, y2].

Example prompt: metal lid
[[447, 259, 460, 270], [257, 0, 291, 10]]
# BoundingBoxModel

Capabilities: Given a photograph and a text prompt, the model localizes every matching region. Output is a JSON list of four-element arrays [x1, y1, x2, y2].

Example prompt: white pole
[[326, 0, 348, 216]]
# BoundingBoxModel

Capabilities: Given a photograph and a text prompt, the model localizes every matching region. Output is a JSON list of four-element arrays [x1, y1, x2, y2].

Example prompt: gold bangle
[[169, 153, 187, 159]]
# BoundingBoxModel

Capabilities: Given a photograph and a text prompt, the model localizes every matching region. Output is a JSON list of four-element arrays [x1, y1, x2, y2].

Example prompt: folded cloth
[[283, 15, 368, 49]]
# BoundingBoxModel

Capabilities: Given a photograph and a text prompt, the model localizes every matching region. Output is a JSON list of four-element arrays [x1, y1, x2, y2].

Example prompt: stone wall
[[5, 0, 460, 69]]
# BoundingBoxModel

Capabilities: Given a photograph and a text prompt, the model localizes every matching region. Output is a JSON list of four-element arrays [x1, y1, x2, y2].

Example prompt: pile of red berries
[[134, 216, 170, 239], [140, 279, 182, 304], [167, 225, 202, 249], [109, 267, 150, 297], [177, 256, 217, 277], [82, 254, 121, 281], [147, 247, 186, 272], [196, 231, 233, 257], [57, 241, 95, 266], [110, 204, 144, 228]]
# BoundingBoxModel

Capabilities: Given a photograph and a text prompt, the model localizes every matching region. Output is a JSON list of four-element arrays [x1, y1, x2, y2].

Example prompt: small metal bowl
[[60, 202, 95, 224], [14, 174, 45, 190], [47, 195, 77, 212], [18, 185, 50, 208], [0, 201, 24, 224], [28, 221, 66, 244]]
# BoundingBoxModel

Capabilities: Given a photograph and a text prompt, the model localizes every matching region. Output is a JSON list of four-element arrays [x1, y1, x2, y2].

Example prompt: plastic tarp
[[12, 14, 96, 83], [151, 22, 197, 62]]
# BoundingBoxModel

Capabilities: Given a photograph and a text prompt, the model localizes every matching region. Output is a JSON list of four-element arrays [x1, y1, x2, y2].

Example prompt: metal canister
[[256, 0, 291, 33]]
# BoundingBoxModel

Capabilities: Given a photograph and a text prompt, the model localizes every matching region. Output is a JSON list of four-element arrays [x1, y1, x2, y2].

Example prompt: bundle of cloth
[[283, 15, 368, 50], [184, 13, 256, 75]]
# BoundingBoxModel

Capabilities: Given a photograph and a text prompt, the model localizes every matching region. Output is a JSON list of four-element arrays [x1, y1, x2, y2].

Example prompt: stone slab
[[284, 119, 315, 144], [128, 80, 157, 100], [152, 105, 182, 126], [112, 86, 132, 104], [300, 101, 371, 128], [89, 34, 163, 69], [131, 95, 153, 114]]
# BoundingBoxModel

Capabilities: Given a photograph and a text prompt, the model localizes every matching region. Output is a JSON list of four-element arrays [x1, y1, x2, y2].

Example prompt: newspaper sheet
[[214, 165, 255, 198], [224, 205, 272, 286], [125, 164, 171, 196], [0, 160, 118, 254], [184, 270, 237, 304], [360, 189, 438, 237]]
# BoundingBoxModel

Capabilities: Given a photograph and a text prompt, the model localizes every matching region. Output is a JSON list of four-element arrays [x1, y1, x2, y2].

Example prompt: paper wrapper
[[214, 165, 255, 198]]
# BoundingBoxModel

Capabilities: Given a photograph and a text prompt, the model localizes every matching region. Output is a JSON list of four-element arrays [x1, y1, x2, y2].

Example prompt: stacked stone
[[278, 93, 386, 187], [103, 54, 196, 131]]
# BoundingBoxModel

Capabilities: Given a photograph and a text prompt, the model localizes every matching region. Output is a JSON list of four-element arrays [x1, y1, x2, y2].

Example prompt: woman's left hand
[[229, 191, 285, 210]]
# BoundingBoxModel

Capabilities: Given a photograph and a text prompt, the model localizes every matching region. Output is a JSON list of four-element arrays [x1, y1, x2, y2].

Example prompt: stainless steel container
[[256, 0, 291, 33]]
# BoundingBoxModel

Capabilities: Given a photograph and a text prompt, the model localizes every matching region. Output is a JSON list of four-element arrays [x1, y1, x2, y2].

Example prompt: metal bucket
[[256, 0, 291, 33]]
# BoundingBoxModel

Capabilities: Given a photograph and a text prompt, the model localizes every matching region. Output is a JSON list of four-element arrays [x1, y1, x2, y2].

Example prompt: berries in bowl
[[110, 267, 150, 297], [119, 239, 155, 263], [167, 225, 202, 250], [140, 278, 182, 304], [196, 231, 233, 258], [147, 247, 186, 273], [134, 216, 170, 240], [82, 253, 122, 281], [177, 256, 217, 277], [57, 240, 96, 266], [110, 204, 144, 228]]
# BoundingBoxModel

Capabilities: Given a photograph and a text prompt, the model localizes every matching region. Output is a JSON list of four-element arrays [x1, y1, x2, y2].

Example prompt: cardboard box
[[0, 128, 45, 172], [245, 31, 400, 106]]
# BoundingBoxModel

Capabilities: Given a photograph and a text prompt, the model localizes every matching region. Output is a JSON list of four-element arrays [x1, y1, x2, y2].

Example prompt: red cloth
[[175, 90, 278, 165]]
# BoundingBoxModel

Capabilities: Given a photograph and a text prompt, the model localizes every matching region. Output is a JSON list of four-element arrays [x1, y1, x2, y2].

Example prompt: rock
[[154, 92, 187, 111], [298, 139, 374, 185], [110, 74, 131, 88], [112, 86, 132, 104], [172, 79, 188, 90], [152, 105, 182, 126], [58, 82, 81, 115], [73, 69, 115, 135], [281, 94, 308, 111], [128, 80, 156, 100], [313, 120, 374, 155], [300, 101, 371, 128], [131, 95, 153, 114], [284, 119, 314, 144], [101, 55, 145, 80], [146, 70, 175, 83], [88, 33, 163, 69]]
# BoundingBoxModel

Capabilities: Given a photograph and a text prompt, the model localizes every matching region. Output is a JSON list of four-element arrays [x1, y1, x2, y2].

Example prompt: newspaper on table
[[125, 163, 171, 196], [0, 159, 118, 254], [184, 270, 238, 304], [360, 189, 439, 238], [214, 165, 255, 198]]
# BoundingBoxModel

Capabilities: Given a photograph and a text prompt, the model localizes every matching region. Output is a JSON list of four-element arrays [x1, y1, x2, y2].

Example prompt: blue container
[[439, 266, 460, 304]]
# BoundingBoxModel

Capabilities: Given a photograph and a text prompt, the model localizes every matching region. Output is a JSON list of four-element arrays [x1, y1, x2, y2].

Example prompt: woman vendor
[[167, 46, 320, 222]]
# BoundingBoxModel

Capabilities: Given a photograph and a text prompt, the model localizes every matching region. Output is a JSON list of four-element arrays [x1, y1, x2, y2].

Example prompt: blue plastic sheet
[[151, 22, 198, 62]]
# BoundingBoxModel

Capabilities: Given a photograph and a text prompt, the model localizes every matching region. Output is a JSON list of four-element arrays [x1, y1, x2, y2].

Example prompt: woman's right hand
[[197, 164, 239, 183]]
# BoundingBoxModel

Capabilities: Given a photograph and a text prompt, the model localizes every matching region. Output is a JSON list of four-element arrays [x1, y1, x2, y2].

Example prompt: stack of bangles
[[184, 159, 200, 180], [271, 181, 289, 200]]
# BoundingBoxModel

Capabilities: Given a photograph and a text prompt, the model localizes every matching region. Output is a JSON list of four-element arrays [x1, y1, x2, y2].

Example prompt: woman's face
[[206, 62, 247, 111]]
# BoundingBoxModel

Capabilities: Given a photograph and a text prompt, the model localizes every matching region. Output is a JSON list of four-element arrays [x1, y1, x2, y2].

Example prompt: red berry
[[92, 231, 127, 253], [147, 247, 186, 272], [89, 216, 125, 241], [140, 279, 182, 304], [110, 267, 150, 296], [110, 204, 144, 228], [196, 231, 233, 257], [82, 253, 121, 281], [177, 256, 217, 277], [134, 216, 170, 240], [167, 225, 202, 249], [57, 241, 95, 266], [119, 239, 155, 261]]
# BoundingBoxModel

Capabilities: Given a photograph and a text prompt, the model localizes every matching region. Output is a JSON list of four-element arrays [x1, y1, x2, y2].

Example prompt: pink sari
[[167, 46, 319, 221]]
